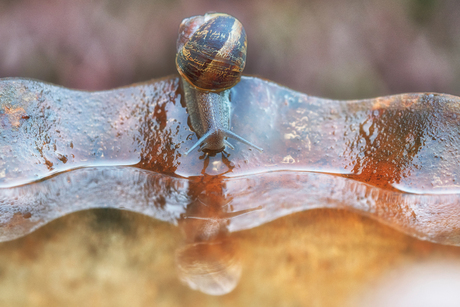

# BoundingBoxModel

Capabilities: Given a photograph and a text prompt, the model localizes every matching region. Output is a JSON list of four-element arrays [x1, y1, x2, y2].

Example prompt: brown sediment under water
[[1, 76, 460, 302]]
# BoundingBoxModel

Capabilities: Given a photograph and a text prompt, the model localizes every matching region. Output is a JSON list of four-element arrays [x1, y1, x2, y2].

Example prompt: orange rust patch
[[3, 106, 27, 128]]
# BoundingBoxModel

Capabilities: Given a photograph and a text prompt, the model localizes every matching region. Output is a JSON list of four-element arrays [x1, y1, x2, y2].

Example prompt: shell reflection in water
[[175, 240, 241, 296]]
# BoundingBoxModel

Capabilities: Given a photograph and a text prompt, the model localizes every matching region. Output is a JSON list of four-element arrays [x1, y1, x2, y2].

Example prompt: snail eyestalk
[[185, 127, 263, 156]]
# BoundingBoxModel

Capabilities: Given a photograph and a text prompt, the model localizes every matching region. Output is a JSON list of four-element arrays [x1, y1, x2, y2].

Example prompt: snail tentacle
[[225, 140, 235, 150], [185, 130, 214, 155], [222, 129, 263, 152]]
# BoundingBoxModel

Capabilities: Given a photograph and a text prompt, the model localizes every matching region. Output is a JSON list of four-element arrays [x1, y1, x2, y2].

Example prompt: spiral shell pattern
[[176, 13, 247, 92]]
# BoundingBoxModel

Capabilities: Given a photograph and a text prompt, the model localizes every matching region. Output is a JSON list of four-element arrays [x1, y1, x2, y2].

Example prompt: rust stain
[[2, 106, 28, 128]]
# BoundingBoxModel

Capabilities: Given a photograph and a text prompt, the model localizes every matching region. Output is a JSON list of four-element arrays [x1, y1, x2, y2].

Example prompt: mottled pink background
[[0, 0, 458, 99]]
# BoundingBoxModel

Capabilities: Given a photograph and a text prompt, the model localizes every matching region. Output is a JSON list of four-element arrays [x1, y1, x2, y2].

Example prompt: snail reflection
[[176, 159, 242, 295], [175, 239, 241, 296], [175, 153, 272, 295]]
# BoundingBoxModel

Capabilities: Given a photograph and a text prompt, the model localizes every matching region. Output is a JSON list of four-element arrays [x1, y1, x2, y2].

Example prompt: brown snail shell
[[176, 13, 247, 92]]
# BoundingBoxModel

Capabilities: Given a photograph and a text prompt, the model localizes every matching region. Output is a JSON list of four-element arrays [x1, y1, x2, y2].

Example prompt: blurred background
[[1, 0, 460, 99]]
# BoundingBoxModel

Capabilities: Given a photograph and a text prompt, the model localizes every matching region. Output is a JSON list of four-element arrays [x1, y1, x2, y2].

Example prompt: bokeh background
[[1, 0, 459, 99]]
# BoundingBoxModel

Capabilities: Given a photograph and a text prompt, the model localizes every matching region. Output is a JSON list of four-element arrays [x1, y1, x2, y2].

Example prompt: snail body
[[176, 13, 262, 154]]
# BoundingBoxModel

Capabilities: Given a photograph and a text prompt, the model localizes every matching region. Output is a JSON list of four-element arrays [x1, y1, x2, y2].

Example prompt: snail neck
[[181, 78, 263, 155], [182, 79, 230, 152]]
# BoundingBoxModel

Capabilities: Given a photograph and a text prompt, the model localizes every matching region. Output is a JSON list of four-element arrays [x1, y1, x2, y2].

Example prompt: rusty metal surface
[[1, 76, 460, 245]]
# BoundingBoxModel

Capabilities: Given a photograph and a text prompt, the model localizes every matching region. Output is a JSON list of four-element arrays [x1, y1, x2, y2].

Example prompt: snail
[[176, 13, 263, 155]]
